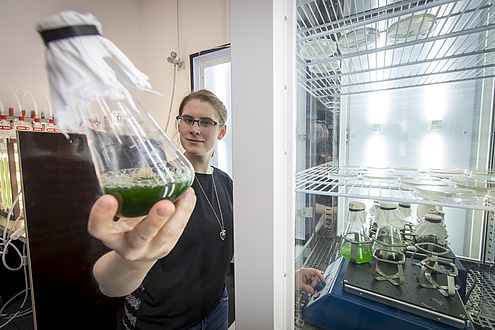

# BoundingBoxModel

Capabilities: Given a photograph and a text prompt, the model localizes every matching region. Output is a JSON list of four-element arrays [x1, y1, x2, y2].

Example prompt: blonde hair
[[178, 89, 228, 124]]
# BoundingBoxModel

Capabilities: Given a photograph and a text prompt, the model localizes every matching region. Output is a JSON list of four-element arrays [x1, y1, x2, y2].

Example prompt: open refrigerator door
[[294, 1, 495, 329]]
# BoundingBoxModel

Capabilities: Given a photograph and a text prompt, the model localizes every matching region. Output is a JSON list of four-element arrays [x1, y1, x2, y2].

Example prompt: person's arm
[[88, 188, 196, 297], [93, 251, 156, 297]]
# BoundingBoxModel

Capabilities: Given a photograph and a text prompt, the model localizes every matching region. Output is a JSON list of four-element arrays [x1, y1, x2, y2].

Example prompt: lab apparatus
[[37, 11, 194, 217], [339, 201, 372, 264], [294, 0, 495, 329]]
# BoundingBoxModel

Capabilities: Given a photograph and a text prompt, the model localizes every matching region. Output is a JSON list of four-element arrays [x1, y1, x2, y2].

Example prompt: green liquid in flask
[[340, 241, 373, 263], [101, 169, 192, 218]]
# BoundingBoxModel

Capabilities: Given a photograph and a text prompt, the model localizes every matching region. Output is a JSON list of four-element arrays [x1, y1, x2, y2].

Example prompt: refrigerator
[[230, 0, 495, 329], [294, 0, 495, 329]]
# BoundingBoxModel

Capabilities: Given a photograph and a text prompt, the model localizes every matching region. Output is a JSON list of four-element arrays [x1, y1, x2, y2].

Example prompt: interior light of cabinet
[[366, 134, 388, 168], [424, 84, 447, 121], [369, 90, 389, 125], [421, 134, 444, 169]]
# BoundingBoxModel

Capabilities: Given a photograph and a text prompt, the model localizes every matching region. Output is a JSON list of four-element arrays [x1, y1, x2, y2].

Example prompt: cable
[[0, 191, 30, 327], [163, 0, 181, 134], [0, 289, 29, 315], [0, 244, 30, 328], [164, 63, 178, 133], [464, 269, 478, 304], [176, 0, 182, 57], [1, 238, 23, 271], [1, 191, 24, 271], [2, 190, 21, 244]]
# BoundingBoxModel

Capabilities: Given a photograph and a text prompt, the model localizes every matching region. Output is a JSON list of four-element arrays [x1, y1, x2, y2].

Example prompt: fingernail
[[157, 207, 172, 218]]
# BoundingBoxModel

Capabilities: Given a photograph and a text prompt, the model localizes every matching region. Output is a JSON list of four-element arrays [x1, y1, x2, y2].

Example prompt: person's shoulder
[[213, 167, 233, 182]]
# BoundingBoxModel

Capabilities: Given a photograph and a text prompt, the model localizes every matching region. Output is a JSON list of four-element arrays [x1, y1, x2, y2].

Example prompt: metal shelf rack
[[295, 164, 495, 211], [297, 0, 495, 109]]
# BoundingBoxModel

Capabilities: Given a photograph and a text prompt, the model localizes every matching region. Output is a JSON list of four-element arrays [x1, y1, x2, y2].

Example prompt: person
[[88, 89, 324, 329], [295, 268, 325, 294], [88, 89, 233, 329]]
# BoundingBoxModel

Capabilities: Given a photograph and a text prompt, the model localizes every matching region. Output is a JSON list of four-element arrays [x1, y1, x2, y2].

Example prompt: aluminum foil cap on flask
[[37, 11, 194, 217]]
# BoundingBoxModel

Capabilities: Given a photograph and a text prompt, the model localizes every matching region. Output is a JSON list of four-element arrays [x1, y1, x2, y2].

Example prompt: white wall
[[0, 0, 141, 117], [0, 0, 229, 136], [138, 0, 230, 137]]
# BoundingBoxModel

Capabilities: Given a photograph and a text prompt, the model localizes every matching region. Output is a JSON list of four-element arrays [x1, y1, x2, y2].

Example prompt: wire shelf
[[297, 0, 495, 108], [295, 164, 495, 211]]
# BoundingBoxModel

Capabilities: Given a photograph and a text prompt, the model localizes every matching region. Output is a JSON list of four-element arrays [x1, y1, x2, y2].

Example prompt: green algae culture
[[101, 168, 193, 218], [340, 241, 373, 264]]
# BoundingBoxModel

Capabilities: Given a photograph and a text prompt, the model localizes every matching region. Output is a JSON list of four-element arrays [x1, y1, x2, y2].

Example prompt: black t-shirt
[[123, 168, 234, 329]]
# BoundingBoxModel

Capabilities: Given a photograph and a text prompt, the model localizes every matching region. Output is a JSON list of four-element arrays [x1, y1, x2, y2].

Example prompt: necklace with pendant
[[195, 173, 226, 240]]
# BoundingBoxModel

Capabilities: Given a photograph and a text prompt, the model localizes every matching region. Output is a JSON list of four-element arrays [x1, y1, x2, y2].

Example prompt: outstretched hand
[[88, 187, 197, 262], [295, 267, 325, 294]]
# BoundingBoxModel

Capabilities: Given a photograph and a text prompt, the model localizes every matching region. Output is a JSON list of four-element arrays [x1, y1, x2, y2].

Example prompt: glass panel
[[191, 47, 233, 177], [203, 63, 232, 177]]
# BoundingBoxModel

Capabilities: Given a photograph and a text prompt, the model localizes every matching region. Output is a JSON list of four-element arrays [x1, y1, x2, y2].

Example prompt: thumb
[[88, 194, 119, 238]]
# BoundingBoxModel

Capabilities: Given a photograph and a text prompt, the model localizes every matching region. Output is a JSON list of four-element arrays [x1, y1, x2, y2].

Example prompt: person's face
[[179, 99, 227, 157]]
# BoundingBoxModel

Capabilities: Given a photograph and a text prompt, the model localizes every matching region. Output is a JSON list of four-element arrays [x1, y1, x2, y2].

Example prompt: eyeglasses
[[176, 116, 223, 131]]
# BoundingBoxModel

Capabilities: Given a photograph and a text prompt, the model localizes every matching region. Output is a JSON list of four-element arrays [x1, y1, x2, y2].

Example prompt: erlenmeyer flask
[[372, 201, 406, 261], [398, 202, 413, 223], [37, 11, 195, 217], [368, 200, 380, 237], [415, 214, 448, 248], [81, 97, 194, 217], [399, 202, 415, 244], [416, 204, 443, 220], [340, 201, 372, 263]]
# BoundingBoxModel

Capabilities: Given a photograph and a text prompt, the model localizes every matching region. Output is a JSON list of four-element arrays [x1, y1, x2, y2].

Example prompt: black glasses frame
[[176, 116, 223, 128]]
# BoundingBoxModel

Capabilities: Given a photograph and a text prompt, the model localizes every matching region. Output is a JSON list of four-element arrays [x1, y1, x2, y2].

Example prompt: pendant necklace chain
[[195, 173, 226, 240]]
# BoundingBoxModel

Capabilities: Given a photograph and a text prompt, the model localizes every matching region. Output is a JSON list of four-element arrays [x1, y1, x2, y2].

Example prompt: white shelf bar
[[296, 164, 495, 211], [296, 0, 495, 103]]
